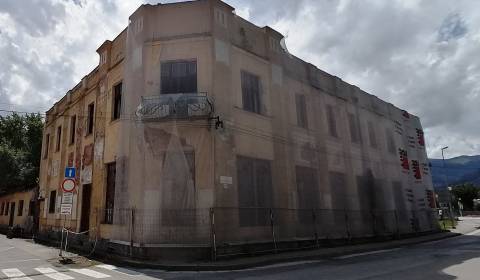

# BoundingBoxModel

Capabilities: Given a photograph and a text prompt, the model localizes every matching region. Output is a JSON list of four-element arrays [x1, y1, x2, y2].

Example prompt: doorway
[[80, 184, 92, 233], [9, 202, 15, 227]]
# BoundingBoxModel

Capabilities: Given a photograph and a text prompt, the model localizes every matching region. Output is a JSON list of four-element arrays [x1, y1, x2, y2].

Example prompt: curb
[[102, 231, 460, 271]]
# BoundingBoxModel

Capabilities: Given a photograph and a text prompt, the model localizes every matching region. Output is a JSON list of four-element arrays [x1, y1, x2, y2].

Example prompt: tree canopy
[[451, 183, 479, 211], [0, 113, 43, 195]]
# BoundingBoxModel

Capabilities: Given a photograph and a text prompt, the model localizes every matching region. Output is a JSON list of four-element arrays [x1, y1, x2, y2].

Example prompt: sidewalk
[[105, 231, 460, 271]]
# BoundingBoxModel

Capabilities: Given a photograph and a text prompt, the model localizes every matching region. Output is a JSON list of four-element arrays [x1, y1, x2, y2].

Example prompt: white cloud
[[0, 0, 479, 159]]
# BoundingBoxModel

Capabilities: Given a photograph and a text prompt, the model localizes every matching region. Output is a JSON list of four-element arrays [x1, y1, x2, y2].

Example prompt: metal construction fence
[[94, 207, 439, 260]]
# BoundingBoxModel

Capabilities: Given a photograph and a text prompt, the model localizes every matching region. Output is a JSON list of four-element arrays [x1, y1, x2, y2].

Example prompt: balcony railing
[[136, 93, 213, 121]]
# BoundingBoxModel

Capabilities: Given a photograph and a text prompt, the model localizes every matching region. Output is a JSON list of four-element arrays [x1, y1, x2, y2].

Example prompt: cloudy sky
[[0, 0, 478, 159]]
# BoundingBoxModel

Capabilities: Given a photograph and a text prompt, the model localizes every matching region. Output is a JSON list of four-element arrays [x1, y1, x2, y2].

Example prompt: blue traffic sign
[[65, 167, 76, 178]]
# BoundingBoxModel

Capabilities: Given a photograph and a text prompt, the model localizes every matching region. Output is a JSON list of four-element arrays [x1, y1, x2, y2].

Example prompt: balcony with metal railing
[[135, 93, 214, 121]]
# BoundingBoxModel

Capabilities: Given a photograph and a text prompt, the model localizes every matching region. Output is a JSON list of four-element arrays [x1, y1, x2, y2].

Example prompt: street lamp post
[[441, 146, 455, 229]]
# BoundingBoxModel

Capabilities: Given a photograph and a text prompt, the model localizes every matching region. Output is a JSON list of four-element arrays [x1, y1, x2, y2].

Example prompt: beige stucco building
[[0, 190, 36, 233], [38, 0, 437, 259]]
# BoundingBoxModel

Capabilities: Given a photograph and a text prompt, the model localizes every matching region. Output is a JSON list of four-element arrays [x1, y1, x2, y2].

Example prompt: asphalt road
[[0, 217, 479, 280]]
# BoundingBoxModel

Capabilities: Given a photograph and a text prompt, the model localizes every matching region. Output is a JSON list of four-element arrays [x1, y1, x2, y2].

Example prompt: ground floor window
[[236, 156, 273, 227]]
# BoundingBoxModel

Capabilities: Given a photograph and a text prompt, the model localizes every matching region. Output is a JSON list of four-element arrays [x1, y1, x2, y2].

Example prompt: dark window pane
[[105, 162, 116, 224], [87, 103, 94, 135], [56, 126, 62, 151], [241, 71, 261, 114], [18, 200, 24, 216], [49, 191, 56, 214], [161, 61, 197, 94], [70, 116, 76, 144], [113, 83, 122, 120]]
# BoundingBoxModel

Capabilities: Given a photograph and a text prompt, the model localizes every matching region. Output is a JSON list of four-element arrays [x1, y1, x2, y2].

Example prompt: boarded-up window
[[329, 171, 346, 210], [386, 128, 396, 154], [161, 60, 197, 94], [326, 105, 338, 137], [237, 156, 273, 226], [69, 116, 76, 145], [87, 103, 94, 135], [296, 166, 319, 223], [49, 191, 56, 214], [348, 113, 361, 143], [295, 94, 308, 128], [18, 200, 23, 216], [368, 121, 377, 148], [56, 126, 62, 152], [241, 71, 261, 114], [104, 162, 116, 224], [112, 82, 122, 120]]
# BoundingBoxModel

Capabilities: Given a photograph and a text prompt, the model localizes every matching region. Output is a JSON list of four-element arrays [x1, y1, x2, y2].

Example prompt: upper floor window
[[214, 8, 227, 28], [326, 105, 338, 138], [112, 82, 122, 120], [43, 134, 50, 159], [161, 60, 197, 94], [295, 94, 308, 128], [56, 126, 62, 152], [87, 103, 94, 135], [69, 115, 76, 145], [348, 113, 361, 143], [49, 190, 56, 214], [17, 200, 24, 216], [241, 70, 262, 114], [100, 51, 107, 65]]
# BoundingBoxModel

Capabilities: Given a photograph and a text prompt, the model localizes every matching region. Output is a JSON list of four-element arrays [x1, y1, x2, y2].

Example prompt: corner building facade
[[39, 0, 437, 259]]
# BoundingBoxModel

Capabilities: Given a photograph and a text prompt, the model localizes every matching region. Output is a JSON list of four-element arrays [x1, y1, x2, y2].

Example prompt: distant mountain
[[430, 155, 480, 189]]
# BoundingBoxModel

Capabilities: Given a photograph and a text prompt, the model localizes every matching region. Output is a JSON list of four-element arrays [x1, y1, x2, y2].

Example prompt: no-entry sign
[[61, 178, 76, 193]]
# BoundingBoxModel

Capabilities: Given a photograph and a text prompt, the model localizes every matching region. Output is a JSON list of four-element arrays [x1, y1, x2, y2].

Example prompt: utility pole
[[442, 146, 455, 229]]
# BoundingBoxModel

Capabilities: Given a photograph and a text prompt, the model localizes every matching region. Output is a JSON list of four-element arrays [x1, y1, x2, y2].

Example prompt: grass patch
[[439, 219, 457, 230]]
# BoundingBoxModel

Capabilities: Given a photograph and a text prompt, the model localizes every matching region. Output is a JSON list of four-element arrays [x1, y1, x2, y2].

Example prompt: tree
[[0, 113, 43, 195], [451, 183, 479, 211]]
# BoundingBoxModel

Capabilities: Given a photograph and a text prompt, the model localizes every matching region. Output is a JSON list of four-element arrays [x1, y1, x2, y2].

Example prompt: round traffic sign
[[62, 179, 76, 193]]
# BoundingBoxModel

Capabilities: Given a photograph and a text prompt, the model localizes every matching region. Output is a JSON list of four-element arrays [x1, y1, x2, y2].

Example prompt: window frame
[[55, 126, 62, 152], [49, 190, 56, 214], [86, 103, 95, 136], [160, 60, 198, 94], [236, 155, 273, 227], [112, 82, 122, 121], [295, 94, 308, 129], [17, 200, 24, 216], [69, 115, 76, 145], [241, 70, 262, 114], [326, 104, 338, 138], [43, 134, 50, 159], [104, 162, 116, 224]]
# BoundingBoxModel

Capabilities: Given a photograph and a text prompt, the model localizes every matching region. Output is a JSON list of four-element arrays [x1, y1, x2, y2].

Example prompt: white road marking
[[70, 268, 110, 278], [465, 228, 480, 236], [0, 259, 41, 264], [1, 268, 32, 279], [96, 264, 141, 276], [0, 247, 14, 253], [35, 267, 74, 280], [335, 248, 401, 259]]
